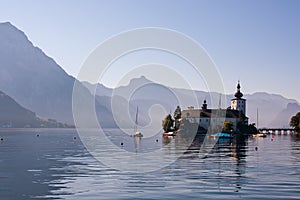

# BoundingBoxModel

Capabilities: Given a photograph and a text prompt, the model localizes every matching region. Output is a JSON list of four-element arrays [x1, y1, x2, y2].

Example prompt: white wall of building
[[231, 99, 246, 115]]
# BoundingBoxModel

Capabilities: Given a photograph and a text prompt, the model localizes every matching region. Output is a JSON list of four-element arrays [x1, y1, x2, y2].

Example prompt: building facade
[[182, 82, 248, 131], [230, 81, 246, 115]]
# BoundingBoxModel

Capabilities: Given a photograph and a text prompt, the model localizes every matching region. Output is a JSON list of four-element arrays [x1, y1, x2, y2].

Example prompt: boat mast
[[257, 107, 259, 130], [218, 93, 222, 109], [134, 106, 139, 132]]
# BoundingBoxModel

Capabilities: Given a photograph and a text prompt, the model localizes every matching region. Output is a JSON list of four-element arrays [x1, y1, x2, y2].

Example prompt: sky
[[0, 0, 300, 101]]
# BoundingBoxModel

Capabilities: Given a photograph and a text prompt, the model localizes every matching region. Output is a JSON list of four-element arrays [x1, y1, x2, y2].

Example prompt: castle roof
[[233, 81, 244, 99], [182, 108, 247, 119]]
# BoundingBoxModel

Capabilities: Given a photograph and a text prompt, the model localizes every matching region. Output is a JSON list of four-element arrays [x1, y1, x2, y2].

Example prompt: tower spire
[[231, 81, 247, 119], [234, 80, 243, 99]]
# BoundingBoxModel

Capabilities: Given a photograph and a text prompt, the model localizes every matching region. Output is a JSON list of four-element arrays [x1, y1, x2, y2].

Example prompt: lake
[[0, 129, 300, 199]]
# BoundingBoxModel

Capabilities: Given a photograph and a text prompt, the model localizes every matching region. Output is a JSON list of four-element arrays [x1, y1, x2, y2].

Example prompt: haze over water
[[0, 129, 299, 200]]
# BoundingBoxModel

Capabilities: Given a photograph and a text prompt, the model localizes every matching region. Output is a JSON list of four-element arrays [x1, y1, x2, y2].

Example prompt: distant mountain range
[[0, 22, 115, 128], [0, 90, 72, 128], [0, 22, 299, 128], [268, 103, 300, 128], [84, 78, 300, 128]]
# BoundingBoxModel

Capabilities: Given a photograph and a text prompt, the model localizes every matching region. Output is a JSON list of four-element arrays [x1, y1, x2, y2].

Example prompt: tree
[[173, 106, 182, 120], [223, 121, 233, 133], [162, 114, 174, 132], [248, 123, 258, 134], [173, 106, 182, 131], [290, 112, 300, 132], [237, 122, 257, 134]]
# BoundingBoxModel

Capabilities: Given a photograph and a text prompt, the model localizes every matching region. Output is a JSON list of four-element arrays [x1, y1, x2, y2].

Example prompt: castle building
[[182, 82, 248, 131], [230, 81, 246, 115]]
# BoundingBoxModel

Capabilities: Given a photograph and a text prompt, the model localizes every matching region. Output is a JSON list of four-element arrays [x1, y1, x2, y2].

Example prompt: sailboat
[[253, 108, 266, 138], [132, 106, 143, 137]]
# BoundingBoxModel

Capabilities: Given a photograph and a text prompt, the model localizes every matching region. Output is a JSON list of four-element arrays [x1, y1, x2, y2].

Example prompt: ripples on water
[[0, 129, 300, 199]]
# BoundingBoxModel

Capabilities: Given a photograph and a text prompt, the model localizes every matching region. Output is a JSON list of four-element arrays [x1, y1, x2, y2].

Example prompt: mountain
[[82, 81, 112, 97], [0, 22, 116, 127], [0, 90, 71, 128], [268, 103, 300, 128], [84, 77, 180, 128], [0, 22, 73, 123], [0, 22, 298, 129], [245, 92, 298, 127], [83, 76, 299, 128], [82, 76, 152, 98]]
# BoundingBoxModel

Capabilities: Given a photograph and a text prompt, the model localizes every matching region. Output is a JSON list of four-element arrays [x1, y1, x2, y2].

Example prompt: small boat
[[210, 132, 233, 139], [253, 132, 267, 138], [131, 106, 143, 137], [132, 131, 143, 137], [162, 131, 176, 137]]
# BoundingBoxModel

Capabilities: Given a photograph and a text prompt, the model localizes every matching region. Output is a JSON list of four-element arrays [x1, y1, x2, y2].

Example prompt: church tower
[[231, 81, 246, 115], [201, 99, 208, 110]]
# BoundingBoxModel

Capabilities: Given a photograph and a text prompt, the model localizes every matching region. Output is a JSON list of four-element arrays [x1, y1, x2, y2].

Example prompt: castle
[[181, 82, 248, 131]]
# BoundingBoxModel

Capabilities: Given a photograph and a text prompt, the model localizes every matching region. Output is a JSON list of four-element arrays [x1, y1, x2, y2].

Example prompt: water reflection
[[161, 132, 249, 194], [133, 136, 141, 153], [1, 130, 300, 199], [291, 133, 300, 142], [0, 129, 86, 200]]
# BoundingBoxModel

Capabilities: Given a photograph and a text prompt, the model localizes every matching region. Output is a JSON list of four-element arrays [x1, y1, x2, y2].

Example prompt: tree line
[[290, 112, 300, 133]]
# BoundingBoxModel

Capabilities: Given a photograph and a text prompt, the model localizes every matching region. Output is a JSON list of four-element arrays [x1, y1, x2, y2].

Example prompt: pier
[[258, 128, 296, 135]]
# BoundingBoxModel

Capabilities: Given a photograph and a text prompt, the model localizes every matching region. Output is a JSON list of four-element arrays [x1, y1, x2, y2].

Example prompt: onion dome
[[234, 81, 243, 98]]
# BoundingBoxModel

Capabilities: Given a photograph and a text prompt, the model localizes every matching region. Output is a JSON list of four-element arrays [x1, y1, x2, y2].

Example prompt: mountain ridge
[[0, 22, 116, 127], [1, 22, 299, 128], [0, 90, 72, 128], [84, 76, 299, 127]]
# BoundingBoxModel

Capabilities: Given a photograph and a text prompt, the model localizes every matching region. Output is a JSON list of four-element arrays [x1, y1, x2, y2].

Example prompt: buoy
[[0, 138, 3, 141], [271, 135, 275, 141], [121, 142, 124, 146]]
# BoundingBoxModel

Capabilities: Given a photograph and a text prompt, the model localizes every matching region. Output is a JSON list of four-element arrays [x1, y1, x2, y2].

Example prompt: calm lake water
[[0, 129, 300, 200]]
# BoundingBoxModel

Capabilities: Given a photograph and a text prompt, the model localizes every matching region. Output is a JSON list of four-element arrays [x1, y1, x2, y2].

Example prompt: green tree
[[248, 123, 258, 134], [290, 112, 300, 132], [173, 106, 182, 131], [223, 121, 233, 133], [162, 114, 174, 132], [173, 106, 182, 120], [237, 122, 257, 134]]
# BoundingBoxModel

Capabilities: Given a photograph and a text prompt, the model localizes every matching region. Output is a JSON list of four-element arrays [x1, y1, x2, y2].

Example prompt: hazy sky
[[0, 0, 299, 101]]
